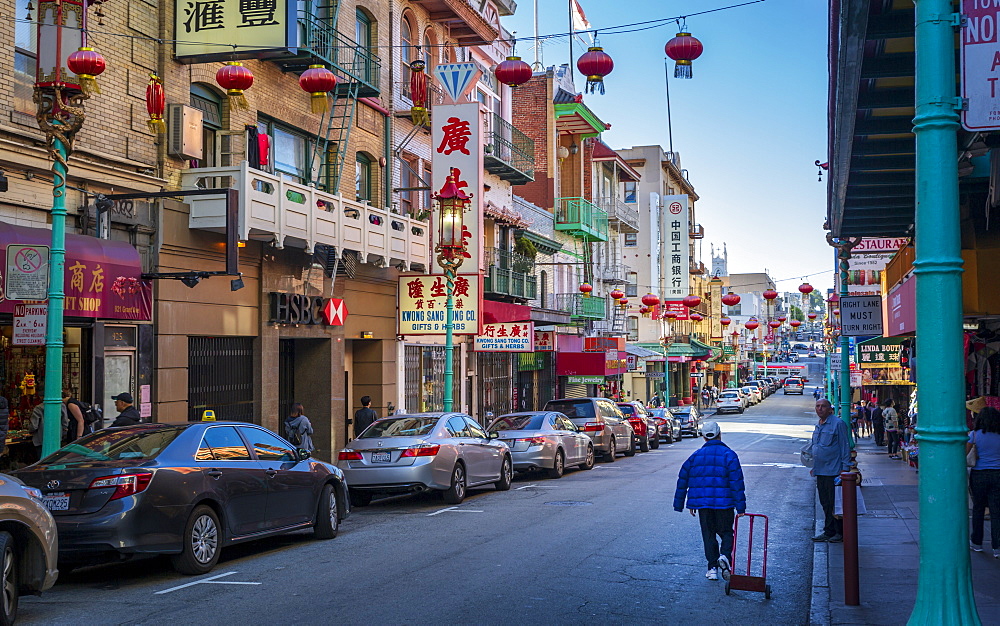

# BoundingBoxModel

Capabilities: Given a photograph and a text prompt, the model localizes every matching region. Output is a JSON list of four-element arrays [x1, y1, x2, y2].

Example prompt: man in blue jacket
[[673, 421, 746, 581]]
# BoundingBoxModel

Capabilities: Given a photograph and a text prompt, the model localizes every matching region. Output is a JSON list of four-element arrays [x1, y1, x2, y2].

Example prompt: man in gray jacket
[[811, 398, 852, 542]]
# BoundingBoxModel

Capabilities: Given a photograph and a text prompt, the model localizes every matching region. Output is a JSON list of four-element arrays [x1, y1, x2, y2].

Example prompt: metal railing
[[484, 247, 537, 299], [595, 263, 628, 283], [297, 13, 381, 91], [553, 293, 607, 320], [689, 223, 705, 239], [554, 197, 609, 241], [596, 196, 640, 232], [484, 113, 534, 181], [396, 80, 445, 109]]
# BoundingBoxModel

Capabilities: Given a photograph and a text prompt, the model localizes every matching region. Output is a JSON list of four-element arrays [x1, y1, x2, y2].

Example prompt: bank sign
[[398, 273, 480, 335], [962, 0, 1000, 130]]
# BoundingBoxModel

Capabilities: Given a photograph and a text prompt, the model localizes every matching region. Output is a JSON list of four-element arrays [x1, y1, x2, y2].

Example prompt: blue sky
[[501, 0, 832, 292]]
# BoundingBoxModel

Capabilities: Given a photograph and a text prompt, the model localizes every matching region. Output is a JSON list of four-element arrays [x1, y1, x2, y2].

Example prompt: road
[[20, 371, 826, 625]]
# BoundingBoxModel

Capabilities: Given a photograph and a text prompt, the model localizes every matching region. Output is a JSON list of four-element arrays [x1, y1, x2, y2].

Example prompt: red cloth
[[258, 133, 270, 166]]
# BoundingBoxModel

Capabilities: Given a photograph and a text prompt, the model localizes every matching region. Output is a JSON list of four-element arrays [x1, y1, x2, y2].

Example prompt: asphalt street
[[20, 360, 827, 625]]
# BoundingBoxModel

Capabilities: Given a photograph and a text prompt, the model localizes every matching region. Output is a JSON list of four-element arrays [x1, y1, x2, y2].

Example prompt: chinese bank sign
[[662, 195, 690, 299], [174, 0, 296, 61], [398, 274, 480, 335]]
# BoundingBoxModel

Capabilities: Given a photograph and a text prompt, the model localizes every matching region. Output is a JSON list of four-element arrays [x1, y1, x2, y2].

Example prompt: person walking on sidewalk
[[968, 407, 1000, 558], [870, 400, 885, 447], [673, 421, 747, 581], [811, 398, 852, 543], [883, 399, 901, 459]]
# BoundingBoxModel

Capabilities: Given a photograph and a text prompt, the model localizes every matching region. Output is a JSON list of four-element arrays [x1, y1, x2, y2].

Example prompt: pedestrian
[[28, 401, 69, 460], [109, 392, 142, 427], [884, 399, 901, 459], [63, 390, 86, 442], [871, 400, 885, 447], [353, 395, 379, 437], [284, 402, 315, 452], [810, 398, 852, 543], [968, 407, 1000, 558], [850, 402, 861, 440], [673, 421, 747, 581]]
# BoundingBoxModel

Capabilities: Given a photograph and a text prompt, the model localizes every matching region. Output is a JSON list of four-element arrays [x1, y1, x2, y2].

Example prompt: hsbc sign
[[269, 292, 348, 326]]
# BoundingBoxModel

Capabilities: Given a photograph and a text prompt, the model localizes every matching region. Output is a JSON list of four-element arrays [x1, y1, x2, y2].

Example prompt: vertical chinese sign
[[174, 0, 295, 61], [662, 195, 689, 300]]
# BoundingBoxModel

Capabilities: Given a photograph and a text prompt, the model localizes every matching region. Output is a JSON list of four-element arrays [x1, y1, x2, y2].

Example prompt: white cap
[[702, 421, 721, 439]]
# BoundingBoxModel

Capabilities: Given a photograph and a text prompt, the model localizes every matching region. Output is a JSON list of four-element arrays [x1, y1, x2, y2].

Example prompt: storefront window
[[478, 352, 514, 418], [14, 0, 36, 114], [403, 345, 460, 413]]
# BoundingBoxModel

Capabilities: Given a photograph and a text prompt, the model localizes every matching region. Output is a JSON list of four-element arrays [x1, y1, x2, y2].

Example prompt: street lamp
[[433, 171, 472, 413]]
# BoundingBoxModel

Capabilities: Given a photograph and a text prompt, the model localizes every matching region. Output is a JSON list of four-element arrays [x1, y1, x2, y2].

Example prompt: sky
[[500, 0, 832, 293]]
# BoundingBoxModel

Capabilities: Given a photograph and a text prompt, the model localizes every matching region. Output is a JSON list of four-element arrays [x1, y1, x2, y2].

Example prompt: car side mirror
[[297, 448, 312, 461], [487, 431, 499, 439]]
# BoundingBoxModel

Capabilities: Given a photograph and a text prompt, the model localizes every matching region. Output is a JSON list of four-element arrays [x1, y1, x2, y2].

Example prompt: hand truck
[[725, 513, 771, 599]]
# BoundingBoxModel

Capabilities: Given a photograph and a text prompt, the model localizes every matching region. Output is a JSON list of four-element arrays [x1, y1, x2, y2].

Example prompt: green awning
[[514, 229, 563, 255], [665, 342, 711, 358]]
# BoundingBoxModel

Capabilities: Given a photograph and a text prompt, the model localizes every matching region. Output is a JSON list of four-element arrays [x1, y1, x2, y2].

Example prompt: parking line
[[515, 484, 538, 490], [427, 506, 483, 516], [427, 506, 459, 516], [155, 571, 258, 595]]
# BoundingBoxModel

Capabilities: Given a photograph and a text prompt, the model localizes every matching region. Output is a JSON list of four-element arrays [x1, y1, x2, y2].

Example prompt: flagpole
[[664, 58, 675, 155], [534, 0, 541, 69], [568, 0, 574, 84]]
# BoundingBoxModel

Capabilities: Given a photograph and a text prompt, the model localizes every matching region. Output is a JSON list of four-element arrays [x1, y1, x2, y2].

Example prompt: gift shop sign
[[474, 322, 533, 352], [13, 304, 46, 345], [962, 1, 1000, 131], [533, 330, 555, 351], [398, 273, 480, 335]]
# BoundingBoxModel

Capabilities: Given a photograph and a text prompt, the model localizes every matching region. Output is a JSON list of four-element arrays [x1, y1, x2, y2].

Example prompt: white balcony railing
[[182, 162, 430, 271]]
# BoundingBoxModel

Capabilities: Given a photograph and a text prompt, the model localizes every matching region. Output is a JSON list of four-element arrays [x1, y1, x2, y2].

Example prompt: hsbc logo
[[270, 292, 348, 326]]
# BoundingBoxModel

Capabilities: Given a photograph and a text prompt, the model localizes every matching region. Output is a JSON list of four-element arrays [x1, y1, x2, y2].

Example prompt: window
[[14, 0, 37, 114], [447, 417, 470, 437], [257, 118, 313, 183], [243, 427, 296, 461], [423, 31, 436, 71], [624, 233, 638, 247], [628, 316, 639, 341], [356, 153, 373, 203], [44, 428, 184, 463], [401, 13, 414, 91], [198, 426, 252, 461], [399, 155, 416, 215], [356, 8, 372, 49], [626, 272, 638, 297], [422, 164, 432, 216], [190, 84, 222, 169], [623, 181, 637, 203], [464, 418, 487, 439]]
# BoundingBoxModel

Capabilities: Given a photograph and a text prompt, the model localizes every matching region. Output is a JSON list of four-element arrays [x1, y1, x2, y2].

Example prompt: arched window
[[356, 153, 373, 203], [401, 13, 414, 82], [423, 30, 435, 71], [190, 84, 223, 169]]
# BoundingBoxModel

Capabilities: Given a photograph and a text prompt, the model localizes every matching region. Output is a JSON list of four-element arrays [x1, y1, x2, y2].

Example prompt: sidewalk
[[810, 436, 1000, 624]]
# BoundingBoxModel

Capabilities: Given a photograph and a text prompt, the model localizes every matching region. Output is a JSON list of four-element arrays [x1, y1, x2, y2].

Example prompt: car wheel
[[624, 436, 636, 457], [546, 450, 565, 479], [171, 505, 221, 576], [738, 407, 744, 414], [313, 483, 339, 539], [580, 444, 596, 470], [0, 532, 17, 626], [650, 434, 660, 450], [349, 489, 373, 507], [495, 456, 513, 491], [604, 436, 617, 462], [665, 430, 674, 444], [639, 434, 650, 453], [442, 463, 467, 504]]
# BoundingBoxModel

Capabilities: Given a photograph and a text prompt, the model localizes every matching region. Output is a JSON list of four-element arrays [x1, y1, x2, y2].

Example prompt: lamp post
[[827, 236, 860, 444], [909, 0, 980, 621], [434, 171, 471, 412], [35, 0, 98, 456]]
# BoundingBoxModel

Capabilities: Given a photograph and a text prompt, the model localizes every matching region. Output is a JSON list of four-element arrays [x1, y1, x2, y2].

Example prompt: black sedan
[[668, 405, 704, 438], [14, 422, 350, 575]]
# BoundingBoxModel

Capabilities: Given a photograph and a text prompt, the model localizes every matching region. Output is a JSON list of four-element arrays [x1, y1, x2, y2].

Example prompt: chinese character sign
[[174, 0, 293, 60], [432, 102, 482, 273], [661, 195, 689, 298], [474, 322, 534, 352], [534, 330, 555, 351], [397, 273, 481, 335]]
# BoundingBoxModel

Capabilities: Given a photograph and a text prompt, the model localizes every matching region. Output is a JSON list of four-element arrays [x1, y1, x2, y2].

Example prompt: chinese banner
[[474, 322, 534, 352], [174, 0, 295, 61], [431, 102, 483, 273], [534, 330, 555, 351], [662, 195, 690, 299], [662, 300, 690, 321], [397, 273, 481, 335]]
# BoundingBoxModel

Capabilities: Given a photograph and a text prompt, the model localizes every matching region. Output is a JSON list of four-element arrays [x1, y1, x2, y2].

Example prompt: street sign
[[839, 295, 883, 336], [12, 303, 46, 345], [961, 1, 1000, 131], [6, 244, 49, 300], [831, 351, 842, 370], [691, 372, 704, 378]]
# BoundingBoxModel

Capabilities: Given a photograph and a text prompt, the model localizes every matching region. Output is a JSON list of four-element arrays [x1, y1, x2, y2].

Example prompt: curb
[[809, 495, 831, 625]]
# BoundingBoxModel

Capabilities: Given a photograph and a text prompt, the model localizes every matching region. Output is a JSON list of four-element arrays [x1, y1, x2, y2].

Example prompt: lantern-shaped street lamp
[[721, 292, 741, 306], [682, 295, 702, 309], [579, 282, 594, 297], [610, 288, 625, 304]]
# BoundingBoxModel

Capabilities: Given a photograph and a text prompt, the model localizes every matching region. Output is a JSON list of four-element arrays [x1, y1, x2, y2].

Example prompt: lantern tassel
[[410, 106, 429, 126], [310, 92, 329, 114], [147, 116, 166, 134], [227, 90, 250, 112], [585, 77, 605, 95], [674, 60, 693, 79], [78, 75, 101, 97]]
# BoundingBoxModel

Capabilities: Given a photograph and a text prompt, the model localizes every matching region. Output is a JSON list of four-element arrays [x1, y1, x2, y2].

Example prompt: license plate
[[42, 492, 70, 512], [370, 451, 391, 463]]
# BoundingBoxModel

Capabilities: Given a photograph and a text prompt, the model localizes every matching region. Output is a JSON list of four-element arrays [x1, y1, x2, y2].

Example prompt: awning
[[481, 299, 532, 324], [591, 141, 642, 181], [0, 222, 151, 321], [625, 343, 662, 358], [554, 102, 607, 138], [514, 229, 562, 255], [665, 341, 712, 360]]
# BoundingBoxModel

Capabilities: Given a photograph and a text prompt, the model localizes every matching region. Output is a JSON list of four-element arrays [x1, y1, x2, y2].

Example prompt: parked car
[[783, 377, 805, 394], [669, 405, 704, 438], [14, 423, 349, 576], [745, 381, 767, 399], [543, 398, 635, 461], [616, 402, 660, 451], [486, 412, 595, 478], [741, 386, 762, 405], [808, 351, 817, 358], [338, 413, 511, 506], [648, 408, 682, 443], [716, 390, 745, 414], [0, 472, 59, 624]]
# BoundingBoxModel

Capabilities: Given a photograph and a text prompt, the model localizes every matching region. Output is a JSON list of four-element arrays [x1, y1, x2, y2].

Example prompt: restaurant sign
[[398, 273, 481, 335]]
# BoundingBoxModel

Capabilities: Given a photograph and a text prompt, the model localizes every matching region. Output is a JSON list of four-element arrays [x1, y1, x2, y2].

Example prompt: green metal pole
[[909, 0, 980, 622], [41, 134, 68, 457], [838, 253, 854, 446], [442, 265, 455, 412]]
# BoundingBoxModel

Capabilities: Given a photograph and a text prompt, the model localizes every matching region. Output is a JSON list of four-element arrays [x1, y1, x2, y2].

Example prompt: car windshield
[[361, 416, 439, 437], [489, 415, 546, 431], [44, 427, 184, 463], [545, 401, 595, 419], [668, 407, 691, 416]]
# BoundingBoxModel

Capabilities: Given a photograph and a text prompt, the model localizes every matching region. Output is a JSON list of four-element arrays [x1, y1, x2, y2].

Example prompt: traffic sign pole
[[42, 133, 68, 457]]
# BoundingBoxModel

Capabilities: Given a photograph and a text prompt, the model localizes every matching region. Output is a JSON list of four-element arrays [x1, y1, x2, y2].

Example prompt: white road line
[[155, 571, 238, 595], [204, 581, 262, 585], [427, 506, 458, 516], [427, 506, 483, 516], [515, 484, 538, 490]]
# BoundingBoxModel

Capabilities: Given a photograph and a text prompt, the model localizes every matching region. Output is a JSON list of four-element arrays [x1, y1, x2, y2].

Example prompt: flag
[[571, 0, 591, 32]]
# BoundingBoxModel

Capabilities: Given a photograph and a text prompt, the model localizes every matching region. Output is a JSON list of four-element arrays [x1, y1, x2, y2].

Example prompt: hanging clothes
[[245, 125, 260, 169]]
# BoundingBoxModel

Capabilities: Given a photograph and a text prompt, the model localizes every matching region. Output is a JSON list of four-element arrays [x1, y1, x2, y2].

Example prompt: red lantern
[[576, 46, 614, 94], [641, 293, 660, 307], [408, 59, 429, 125], [618, 297, 629, 308], [664, 310, 678, 320], [216, 61, 254, 111], [664, 31, 704, 79], [777, 315, 788, 322], [145, 74, 166, 134], [798, 282, 814, 295], [299, 65, 338, 114], [639, 305, 650, 316], [833, 308, 841, 316], [807, 312, 818, 320], [721, 292, 741, 306], [610, 288, 625, 302], [744, 318, 760, 331], [67, 47, 106, 96], [762, 289, 779, 301], [768, 320, 782, 329], [495, 56, 532, 87], [682, 295, 702, 309], [579, 282, 593, 297], [789, 319, 802, 328], [690, 312, 704, 322], [720, 316, 732, 327]]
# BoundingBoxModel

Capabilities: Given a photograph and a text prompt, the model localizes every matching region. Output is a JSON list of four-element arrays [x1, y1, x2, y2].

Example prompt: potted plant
[[512, 236, 537, 273]]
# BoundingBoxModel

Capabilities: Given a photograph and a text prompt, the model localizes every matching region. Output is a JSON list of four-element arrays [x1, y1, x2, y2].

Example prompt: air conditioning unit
[[167, 104, 204, 160]]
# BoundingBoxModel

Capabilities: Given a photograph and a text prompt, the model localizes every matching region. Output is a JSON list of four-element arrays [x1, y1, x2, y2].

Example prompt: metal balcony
[[595, 263, 628, 283], [554, 198, 608, 242], [484, 114, 534, 185], [689, 261, 707, 275], [554, 293, 607, 321], [595, 196, 640, 233], [183, 162, 429, 271], [279, 14, 381, 97], [483, 248, 537, 301], [689, 223, 705, 239]]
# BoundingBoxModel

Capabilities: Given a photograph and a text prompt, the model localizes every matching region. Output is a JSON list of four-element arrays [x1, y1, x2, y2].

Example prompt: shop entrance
[[103, 351, 135, 425], [278, 339, 295, 421]]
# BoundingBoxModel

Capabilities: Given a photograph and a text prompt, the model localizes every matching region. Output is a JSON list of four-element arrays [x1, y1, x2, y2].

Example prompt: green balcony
[[484, 248, 537, 301], [554, 293, 607, 321], [554, 198, 609, 242], [279, 13, 381, 97]]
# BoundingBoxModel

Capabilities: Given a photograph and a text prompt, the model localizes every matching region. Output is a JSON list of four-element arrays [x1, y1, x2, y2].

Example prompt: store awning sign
[[839, 295, 883, 336], [6, 244, 49, 300], [857, 337, 903, 367], [567, 375, 604, 384], [13, 304, 46, 346], [474, 322, 533, 352]]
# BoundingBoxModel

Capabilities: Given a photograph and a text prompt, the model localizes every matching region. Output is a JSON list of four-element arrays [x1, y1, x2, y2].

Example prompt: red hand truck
[[725, 513, 771, 599]]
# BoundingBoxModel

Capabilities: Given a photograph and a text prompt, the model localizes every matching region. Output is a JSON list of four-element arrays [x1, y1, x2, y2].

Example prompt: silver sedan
[[337, 412, 512, 506], [487, 412, 596, 478]]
